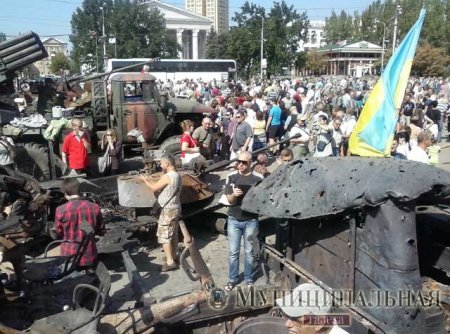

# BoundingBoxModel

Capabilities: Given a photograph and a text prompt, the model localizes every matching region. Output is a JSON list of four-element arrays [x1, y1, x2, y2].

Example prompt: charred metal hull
[[242, 157, 450, 219], [242, 157, 450, 334]]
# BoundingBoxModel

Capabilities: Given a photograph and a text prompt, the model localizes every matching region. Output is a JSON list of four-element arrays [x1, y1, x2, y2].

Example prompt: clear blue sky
[[0, 0, 375, 45]]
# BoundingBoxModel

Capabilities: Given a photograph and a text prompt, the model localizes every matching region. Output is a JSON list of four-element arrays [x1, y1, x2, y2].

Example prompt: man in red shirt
[[54, 178, 104, 268], [62, 118, 90, 173]]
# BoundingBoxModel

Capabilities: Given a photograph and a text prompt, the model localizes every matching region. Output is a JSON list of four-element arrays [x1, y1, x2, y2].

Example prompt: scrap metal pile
[[0, 167, 52, 283]]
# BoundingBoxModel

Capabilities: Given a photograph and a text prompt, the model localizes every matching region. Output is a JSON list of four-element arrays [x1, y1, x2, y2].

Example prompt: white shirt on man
[[289, 125, 310, 145], [407, 145, 430, 164]]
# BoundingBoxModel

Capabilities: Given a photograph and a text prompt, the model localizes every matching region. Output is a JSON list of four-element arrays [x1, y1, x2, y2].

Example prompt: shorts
[[268, 125, 281, 139], [157, 207, 181, 244]]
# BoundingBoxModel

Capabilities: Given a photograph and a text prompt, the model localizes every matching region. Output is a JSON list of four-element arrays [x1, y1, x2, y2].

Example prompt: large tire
[[159, 136, 182, 157], [13, 143, 66, 181]]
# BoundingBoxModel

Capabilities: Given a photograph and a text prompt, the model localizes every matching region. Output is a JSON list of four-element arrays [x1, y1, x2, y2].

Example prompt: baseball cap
[[298, 115, 307, 121], [276, 283, 331, 318]]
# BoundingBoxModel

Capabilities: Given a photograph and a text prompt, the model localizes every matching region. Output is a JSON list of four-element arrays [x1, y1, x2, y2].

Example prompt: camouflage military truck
[[87, 68, 213, 155]]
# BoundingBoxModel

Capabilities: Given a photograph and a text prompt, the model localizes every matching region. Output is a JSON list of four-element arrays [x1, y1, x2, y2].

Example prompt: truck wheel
[[159, 136, 182, 157], [13, 143, 65, 181], [14, 143, 50, 180]]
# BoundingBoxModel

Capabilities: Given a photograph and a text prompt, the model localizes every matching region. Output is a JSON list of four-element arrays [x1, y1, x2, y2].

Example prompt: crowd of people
[[2, 72, 450, 333], [170, 75, 450, 167]]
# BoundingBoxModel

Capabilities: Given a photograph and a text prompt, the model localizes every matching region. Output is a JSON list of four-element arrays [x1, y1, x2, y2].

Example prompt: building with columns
[[317, 40, 383, 76], [139, 0, 213, 59], [185, 0, 229, 35]]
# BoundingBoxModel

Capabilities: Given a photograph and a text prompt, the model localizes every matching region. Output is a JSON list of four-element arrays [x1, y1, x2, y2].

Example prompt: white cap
[[276, 283, 331, 318]]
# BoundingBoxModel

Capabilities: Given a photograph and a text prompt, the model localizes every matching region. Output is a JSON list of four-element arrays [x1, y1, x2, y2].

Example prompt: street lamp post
[[257, 15, 264, 80], [374, 21, 386, 72], [100, 4, 107, 67], [392, 1, 402, 53]]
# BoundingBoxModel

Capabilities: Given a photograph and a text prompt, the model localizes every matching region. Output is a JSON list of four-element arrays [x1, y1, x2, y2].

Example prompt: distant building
[[317, 40, 383, 76], [299, 20, 326, 51], [185, 0, 228, 35], [139, 0, 213, 59], [34, 37, 68, 76]]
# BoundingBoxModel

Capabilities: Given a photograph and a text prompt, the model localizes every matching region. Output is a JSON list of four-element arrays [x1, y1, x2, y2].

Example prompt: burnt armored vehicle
[[240, 157, 450, 333]]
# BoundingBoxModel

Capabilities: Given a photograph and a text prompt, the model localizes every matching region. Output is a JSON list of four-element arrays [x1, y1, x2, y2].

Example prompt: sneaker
[[224, 281, 237, 292], [245, 281, 254, 288]]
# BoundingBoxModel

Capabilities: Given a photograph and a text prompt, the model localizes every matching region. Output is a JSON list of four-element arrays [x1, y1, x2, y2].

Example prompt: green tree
[[304, 50, 327, 75], [70, 0, 178, 72], [205, 28, 230, 59], [323, 10, 354, 44], [324, 0, 450, 53], [412, 43, 450, 77], [205, 0, 309, 78], [264, 1, 309, 76], [294, 51, 307, 73], [50, 52, 70, 74]]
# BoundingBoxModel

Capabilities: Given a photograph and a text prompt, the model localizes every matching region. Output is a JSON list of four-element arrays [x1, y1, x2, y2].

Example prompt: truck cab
[[108, 72, 164, 145]]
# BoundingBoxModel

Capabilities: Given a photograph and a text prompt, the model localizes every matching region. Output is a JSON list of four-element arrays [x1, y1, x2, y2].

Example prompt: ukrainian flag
[[349, 9, 426, 157]]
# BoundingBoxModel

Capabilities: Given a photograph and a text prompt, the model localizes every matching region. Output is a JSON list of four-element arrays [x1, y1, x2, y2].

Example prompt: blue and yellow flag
[[349, 9, 426, 157]]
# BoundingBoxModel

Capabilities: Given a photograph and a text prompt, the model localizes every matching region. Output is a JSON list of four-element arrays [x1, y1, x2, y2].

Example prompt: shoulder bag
[[98, 147, 111, 173], [153, 184, 181, 216], [182, 135, 201, 165]]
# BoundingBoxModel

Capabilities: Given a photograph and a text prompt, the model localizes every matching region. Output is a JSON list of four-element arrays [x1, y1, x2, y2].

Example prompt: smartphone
[[236, 184, 252, 194]]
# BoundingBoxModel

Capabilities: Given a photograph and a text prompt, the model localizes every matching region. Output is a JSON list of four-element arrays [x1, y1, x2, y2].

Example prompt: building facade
[[34, 38, 68, 76], [317, 40, 383, 76], [299, 20, 326, 51], [185, 0, 228, 35], [140, 0, 213, 59]]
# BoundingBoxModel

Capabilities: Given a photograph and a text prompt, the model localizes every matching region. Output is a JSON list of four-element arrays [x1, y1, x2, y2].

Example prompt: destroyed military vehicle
[[0, 32, 213, 181], [239, 157, 450, 334]]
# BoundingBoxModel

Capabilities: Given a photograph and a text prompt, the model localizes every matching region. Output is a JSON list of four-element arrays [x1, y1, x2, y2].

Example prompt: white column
[[177, 29, 184, 59], [192, 29, 199, 60]]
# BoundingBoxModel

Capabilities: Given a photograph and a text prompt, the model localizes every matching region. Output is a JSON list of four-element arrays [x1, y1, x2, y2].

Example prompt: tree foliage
[[304, 50, 327, 75], [0, 33, 6, 43], [323, 0, 450, 54], [50, 52, 70, 74], [205, 0, 309, 78], [70, 0, 178, 73], [412, 43, 450, 77]]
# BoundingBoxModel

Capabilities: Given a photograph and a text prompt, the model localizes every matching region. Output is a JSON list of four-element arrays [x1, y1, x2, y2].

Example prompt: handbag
[[181, 135, 201, 164], [316, 132, 332, 152], [98, 147, 111, 173], [316, 140, 328, 152]]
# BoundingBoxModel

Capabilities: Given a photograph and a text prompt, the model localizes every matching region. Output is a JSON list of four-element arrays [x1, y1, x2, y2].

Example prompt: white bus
[[106, 58, 237, 82]]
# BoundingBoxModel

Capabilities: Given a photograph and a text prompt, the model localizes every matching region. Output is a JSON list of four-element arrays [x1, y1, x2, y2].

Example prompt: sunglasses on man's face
[[237, 160, 249, 165]]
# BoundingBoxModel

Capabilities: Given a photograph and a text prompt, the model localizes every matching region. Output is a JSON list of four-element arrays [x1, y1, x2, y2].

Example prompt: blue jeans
[[227, 217, 259, 284]]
